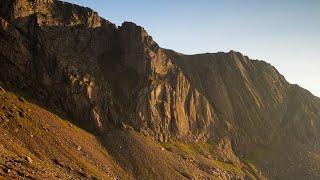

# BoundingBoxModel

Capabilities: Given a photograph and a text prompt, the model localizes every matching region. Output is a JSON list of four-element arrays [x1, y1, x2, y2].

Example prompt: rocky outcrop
[[99, 21, 218, 142], [1, 0, 320, 179], [117, 22, 217, 142]]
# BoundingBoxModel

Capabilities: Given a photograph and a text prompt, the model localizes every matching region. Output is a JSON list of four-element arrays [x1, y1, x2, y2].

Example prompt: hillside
[[0, 87, 128, 179], [0, 0, 320, 179], [0, 86, 264, 179]]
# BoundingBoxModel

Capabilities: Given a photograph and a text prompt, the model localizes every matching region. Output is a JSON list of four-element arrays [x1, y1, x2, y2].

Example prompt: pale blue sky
[[65, 0, 320, 97]]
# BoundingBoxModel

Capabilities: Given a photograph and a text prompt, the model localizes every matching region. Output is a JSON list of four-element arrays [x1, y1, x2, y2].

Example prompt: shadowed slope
[[165, 49, 320, 179]]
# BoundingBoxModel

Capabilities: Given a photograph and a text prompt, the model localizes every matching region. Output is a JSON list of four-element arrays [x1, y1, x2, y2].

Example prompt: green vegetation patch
[[211, 159, 244, 175], [162, 141, 211, 156], [162, 141, 245, 175]]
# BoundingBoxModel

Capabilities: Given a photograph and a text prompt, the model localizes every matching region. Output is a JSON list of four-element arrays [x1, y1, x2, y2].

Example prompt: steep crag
[[1, 0, 320, 179]]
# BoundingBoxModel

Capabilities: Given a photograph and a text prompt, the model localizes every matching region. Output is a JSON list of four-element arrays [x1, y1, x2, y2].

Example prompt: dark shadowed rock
[[0, 0, 320, 179]]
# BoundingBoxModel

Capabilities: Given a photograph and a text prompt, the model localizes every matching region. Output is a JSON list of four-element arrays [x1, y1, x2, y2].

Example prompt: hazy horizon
[[65, 0, 320, 97]]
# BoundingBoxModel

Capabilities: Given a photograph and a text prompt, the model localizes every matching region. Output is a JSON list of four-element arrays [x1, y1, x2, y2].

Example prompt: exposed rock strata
[[1, 0, 320, 179]]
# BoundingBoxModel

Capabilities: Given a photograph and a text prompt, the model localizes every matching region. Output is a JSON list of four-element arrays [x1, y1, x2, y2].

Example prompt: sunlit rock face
[[1, 1, 320, 179]]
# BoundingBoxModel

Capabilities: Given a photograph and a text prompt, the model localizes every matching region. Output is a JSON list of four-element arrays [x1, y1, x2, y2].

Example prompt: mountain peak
[[0, 0, 116, 28]]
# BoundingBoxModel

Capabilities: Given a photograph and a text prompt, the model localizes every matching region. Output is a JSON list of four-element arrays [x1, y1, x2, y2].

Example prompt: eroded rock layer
[[1, 0, 320, 179]]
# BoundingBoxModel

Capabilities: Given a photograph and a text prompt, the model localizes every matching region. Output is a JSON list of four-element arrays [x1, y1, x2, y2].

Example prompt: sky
[[65, 0, 320, 97]]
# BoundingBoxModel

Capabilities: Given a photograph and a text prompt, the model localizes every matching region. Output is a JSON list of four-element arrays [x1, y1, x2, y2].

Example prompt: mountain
[[0, 0, 320, 179]]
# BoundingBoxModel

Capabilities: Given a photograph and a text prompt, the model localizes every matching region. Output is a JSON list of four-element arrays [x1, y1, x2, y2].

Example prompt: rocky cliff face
[[165, 51, 291, 152], [1, 0, 320, 179], [165, 50, 320, 178], [0, 0, 218, 142], [0, 0, 119, 133]]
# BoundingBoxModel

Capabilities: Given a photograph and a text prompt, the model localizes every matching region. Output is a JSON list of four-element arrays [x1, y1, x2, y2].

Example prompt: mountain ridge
[[1, 0, 320, 179]]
